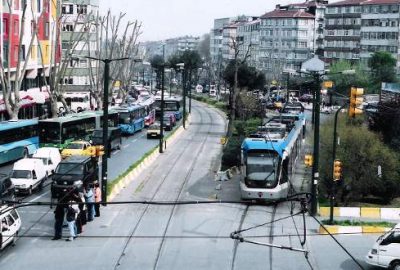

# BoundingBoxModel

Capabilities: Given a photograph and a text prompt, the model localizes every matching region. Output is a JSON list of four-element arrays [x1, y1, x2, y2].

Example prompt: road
[[0, 100, 383, 269]]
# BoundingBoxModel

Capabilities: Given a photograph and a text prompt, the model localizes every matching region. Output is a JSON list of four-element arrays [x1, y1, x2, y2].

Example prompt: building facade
[[60, 0, 99, 92], [259, 5, 316, 77], [237, 18, 261, 70]]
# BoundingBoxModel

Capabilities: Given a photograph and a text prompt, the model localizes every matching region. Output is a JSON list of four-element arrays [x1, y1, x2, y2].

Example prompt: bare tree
[[90, 11, 142, 108], [0, 0, 42, 119], [226, 36, 251, 138]]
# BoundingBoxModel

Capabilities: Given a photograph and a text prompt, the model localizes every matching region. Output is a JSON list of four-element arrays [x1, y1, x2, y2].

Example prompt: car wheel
[[391, 261, 400, 270]]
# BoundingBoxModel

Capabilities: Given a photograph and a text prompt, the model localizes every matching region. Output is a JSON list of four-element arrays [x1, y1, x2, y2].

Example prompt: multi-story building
[[360, 1, 400, 69], [324, 0, 364, 63], [60, 0, 99, 92], [237, 18, 261, 69], [259, 5, 316, 77], [178, 36, 200, 52], [210, 17, 235, 75], [0, 0, 60, 89]]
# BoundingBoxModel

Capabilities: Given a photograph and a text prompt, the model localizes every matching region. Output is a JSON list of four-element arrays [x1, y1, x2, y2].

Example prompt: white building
[[237, 18, 261, 70], [60, 0, 99, 92]]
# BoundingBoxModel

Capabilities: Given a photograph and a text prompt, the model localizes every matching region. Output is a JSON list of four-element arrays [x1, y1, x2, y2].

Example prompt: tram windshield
[[246, 153, 279, 186]]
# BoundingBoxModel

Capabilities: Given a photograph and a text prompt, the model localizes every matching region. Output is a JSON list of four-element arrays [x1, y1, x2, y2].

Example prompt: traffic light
[[304, 154, 313, 167], [333, 159, 342, 181], [349, 87, 364, 117], [96, 145, 104, 156]]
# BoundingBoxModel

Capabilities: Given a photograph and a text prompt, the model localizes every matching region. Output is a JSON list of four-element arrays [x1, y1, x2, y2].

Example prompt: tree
[[197, 34, 210, 61], [327, 60, 370, 96], [369, 51, 397, 93], [150, 54, 165, 90], [319, 116, 400, 204]]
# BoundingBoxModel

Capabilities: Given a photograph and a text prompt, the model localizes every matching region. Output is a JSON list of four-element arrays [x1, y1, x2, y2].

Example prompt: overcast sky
[[99, 0, 313, 42]]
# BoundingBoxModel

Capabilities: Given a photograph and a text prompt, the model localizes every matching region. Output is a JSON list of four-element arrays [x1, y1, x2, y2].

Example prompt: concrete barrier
[[319, 225, 391, 235], [319, 206, 400, 220]]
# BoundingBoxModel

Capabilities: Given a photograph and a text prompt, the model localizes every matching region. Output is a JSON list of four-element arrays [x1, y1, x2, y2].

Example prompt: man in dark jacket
[[52, 204, 65, 240]]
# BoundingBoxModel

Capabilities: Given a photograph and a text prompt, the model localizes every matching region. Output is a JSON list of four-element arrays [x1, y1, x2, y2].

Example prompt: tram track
[[113, 103, 223, 270]]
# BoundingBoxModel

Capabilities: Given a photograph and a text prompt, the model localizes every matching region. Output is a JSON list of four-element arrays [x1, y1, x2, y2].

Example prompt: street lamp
[[176, 63, 186, 129], [83, 55, 130, 205]]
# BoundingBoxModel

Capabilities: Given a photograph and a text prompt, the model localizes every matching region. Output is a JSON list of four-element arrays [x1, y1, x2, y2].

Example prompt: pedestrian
[[94, 182, 101, 217], [72, 191, 86, 234], [65, 202, 78, 241], [84, 184, 95, 222], [52, 203, 65, 240]]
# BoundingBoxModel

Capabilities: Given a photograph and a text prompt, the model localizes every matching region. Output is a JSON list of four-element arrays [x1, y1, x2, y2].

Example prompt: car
[[32, 147, 62, 176], [163, 115, 174, 131], [365, 223, 400, 269], [10, 158, 48, 195], [299, 94, 314, 103], [147, 123, 161, 139], [0, 206, 21, 250], [0, 174, 15, 200], [61, 141, 96, 159], [165, 112, 176, 126], [90, 128, 122, 151], [51, 155, 98, 199]]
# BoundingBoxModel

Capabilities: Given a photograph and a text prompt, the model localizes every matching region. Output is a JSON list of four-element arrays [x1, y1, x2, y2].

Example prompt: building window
[[3, 19, 8, 36], [14, 45, 18, 61], [13, 19, 19, 35], [77, 4, 87, 14], [14, 0, 19, 10], [21, 45, 25, 60], [63, 24, 73, 32], [62, 4, 73, 14], [45, 22, 49, 38], [37, 0, 41, 12]]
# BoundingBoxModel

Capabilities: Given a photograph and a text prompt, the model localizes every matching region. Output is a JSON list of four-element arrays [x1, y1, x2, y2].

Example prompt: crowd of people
[[52, 182, 101, 241]]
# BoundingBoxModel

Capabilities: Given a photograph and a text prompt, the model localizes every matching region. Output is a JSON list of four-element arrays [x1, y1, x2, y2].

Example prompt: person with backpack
[[66, 202, 79, 241]]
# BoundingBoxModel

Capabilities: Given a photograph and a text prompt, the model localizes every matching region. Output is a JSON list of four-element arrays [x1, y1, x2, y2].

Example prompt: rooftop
[[260, 9, 315, 19], [327, 0, 366, 6]]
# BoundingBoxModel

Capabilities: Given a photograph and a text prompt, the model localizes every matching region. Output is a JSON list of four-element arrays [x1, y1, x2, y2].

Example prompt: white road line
[[28, 190, 50, 203], [113, 150, 120, 155], [123, 144, 130, 149]]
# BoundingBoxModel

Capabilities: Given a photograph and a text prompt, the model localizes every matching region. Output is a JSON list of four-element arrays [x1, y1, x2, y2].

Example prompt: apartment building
[[60, 0, 99, 92], [360, 0, 400, 68], [210, 17, 234, 73], [1, 0, 60, 89], [237, 18, 261, 70], [259, 5, 316, 76]]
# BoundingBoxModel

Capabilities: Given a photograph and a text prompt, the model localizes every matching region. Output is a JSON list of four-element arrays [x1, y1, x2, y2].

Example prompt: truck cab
[[366, 223, 400, 269]]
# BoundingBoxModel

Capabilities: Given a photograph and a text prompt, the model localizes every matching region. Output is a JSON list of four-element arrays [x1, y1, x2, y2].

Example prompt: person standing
[[66, 202, 78, 241], [52, 204, 65, 240], [84, 184, 95, 222], [94, 182, 101, 217]]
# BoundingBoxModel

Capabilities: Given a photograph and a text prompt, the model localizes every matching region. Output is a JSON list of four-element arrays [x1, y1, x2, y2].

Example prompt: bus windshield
[[39, 122, 61, 144], [246, 153, 279, 186], [119, 112, 131, 124]]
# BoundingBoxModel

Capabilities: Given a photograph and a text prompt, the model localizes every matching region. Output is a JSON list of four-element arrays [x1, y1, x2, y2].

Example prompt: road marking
[[123, 144, 130, 149], [28, 190, 50, 203], [113, 150, 120, 155], [132, 139, 138, 142]]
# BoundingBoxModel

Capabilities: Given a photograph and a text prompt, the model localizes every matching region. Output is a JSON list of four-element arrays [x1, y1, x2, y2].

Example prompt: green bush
[[221, 136, 242, 171]]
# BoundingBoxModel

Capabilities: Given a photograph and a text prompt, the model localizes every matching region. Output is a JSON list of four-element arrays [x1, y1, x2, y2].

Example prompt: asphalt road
[[0, 101, 384, 270]]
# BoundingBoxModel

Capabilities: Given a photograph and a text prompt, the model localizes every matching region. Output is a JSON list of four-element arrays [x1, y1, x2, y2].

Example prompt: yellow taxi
[[61, 141, 96, 159]]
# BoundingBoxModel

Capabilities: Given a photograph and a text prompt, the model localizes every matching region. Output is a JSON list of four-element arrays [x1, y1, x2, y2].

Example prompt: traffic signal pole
[[101, 59, 110, 205], [329, 101, 348, 224]]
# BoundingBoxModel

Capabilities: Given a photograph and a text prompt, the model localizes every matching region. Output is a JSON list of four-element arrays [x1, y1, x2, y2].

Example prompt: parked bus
[[0, 120, 39, 165], [38, 114, 96, 149], [154, 96, 183, 120], [114, 105, 146, 135]]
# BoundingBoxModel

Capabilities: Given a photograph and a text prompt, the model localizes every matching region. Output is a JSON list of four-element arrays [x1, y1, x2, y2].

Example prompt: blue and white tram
[[240, 115, 304, 200], [114, 105, 146, 135]]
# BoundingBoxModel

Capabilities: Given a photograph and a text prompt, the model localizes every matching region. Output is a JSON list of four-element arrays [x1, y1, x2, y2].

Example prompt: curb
[[319, 225, 391, 235], [319, 207, 400, 220], [107, 115, 191, 201]]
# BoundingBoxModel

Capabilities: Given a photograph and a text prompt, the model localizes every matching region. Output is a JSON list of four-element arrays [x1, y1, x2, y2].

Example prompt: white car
[[32, 147, 62, 176], [0, 206, 21, 250], [11, 158, 48, 195], [365, 223, 400, 269]]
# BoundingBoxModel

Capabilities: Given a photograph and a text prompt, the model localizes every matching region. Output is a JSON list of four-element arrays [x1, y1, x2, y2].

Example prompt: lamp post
[[282, 68, 296, 103], [84, 56, 130, 205], [177, 63, 186, 129], [159, 44, 166, 153]]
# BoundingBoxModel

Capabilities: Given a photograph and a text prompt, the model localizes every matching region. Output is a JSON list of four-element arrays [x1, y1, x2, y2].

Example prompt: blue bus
[[154, 96, 183, 120], [0, 120, 39, 165], [114, 105, 146, 135]]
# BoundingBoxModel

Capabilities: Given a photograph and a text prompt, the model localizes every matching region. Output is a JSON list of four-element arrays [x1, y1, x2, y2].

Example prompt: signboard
[[323, 81, 333, 88]]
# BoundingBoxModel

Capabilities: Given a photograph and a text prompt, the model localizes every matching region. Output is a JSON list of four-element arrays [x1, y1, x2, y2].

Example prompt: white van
[[0, 206, 21, 250], [32, 147, 62, 176], [365, 223, 400, 269], [10, 158, 48, 195], [209, 85, 217, 97]]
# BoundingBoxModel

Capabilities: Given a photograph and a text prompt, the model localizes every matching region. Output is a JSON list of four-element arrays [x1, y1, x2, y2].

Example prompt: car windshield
[[11, 170, 32, 179], [67, 143, 84, 150], [55, 163, 84, 175]]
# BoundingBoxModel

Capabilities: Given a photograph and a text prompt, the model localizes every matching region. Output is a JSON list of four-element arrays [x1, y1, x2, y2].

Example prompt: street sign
[[323, 81, 333, 88]]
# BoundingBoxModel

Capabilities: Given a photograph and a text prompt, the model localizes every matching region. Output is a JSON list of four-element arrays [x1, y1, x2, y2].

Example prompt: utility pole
[[159, 44, 166, 153], [311, 71, 321, 215], [182, 69, 187, 129], [85, 56, 129, 205]]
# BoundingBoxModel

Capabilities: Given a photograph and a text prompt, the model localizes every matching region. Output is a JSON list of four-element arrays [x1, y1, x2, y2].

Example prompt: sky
[[99, 0, 300, 42]]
